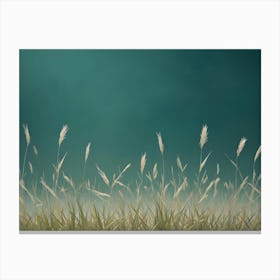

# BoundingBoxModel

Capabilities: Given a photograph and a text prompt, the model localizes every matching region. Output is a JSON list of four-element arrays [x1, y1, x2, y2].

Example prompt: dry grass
[[19, 124, 261, 231], [20, 199, 261, 231]]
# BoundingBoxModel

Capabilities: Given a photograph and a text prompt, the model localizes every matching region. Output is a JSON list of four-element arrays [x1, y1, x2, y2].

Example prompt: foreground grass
[[20, 198, 261, 231]]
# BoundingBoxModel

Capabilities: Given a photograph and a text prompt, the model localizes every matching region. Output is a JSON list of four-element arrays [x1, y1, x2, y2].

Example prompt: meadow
[[19, 124, 261, 231]]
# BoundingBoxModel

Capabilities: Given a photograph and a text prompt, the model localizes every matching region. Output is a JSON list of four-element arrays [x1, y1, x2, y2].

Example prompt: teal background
[[20, 50, 261, 187]]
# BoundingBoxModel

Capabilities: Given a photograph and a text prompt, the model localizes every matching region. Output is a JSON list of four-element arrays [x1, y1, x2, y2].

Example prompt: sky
[[20, 50, 261, 187]]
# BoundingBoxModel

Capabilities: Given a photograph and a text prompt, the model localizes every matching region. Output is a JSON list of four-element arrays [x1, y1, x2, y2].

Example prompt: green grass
[[20, 197, 260, 231], [19, 124, 261, 231]]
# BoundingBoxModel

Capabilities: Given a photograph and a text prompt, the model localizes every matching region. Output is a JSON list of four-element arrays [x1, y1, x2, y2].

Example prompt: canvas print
[[19, 50, 261, 231]]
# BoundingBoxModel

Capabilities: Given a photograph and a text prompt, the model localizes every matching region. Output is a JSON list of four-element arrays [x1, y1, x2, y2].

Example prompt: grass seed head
[[33, 145, 38, 156], [58, 124, 69, 146], [62, 172, 74, 188], [156, 132, 164, 155], [254, 145, 261, 162], [140, 153, 147, 174], [96, 165, 110, 186], [199, 125, 208, 149], [23, 124, 31, 146], [237, 137, 247, 157], [153, 163, 158, 179], [28, 161, 33, 174], [85, 142, 91, 163]]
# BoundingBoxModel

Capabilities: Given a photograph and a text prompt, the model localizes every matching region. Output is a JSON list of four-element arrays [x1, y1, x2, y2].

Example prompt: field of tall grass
[[19, 124, 261, 231]]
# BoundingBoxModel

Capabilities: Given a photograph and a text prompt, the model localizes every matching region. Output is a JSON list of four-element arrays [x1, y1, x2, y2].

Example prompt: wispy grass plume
[[156, 132, 164, 155], [85, 142, 91, 164], [198, 125, 208, 191], [55, 124, 69, 191], [237, 137, 247, 157], [23, 124, 31, 146], [33, 145, 38, 157], [235, 137, 247, 188], [112, 163, 131, 189], [21, 124, 31, 179], [96, 165, 110, 187], [83, 142, 91, 180], [156, 132, 165, 188], [140, 153, 147, 175], [176, 156, 187, 173], [58, 125, 69, 147], [28, 161, 33, 174], [153, 163, 158, 180], [254, 145, 261, 163], [57, 124, 69, 164], [200, 125, 208, 149], [40, 178, 58, 200]]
